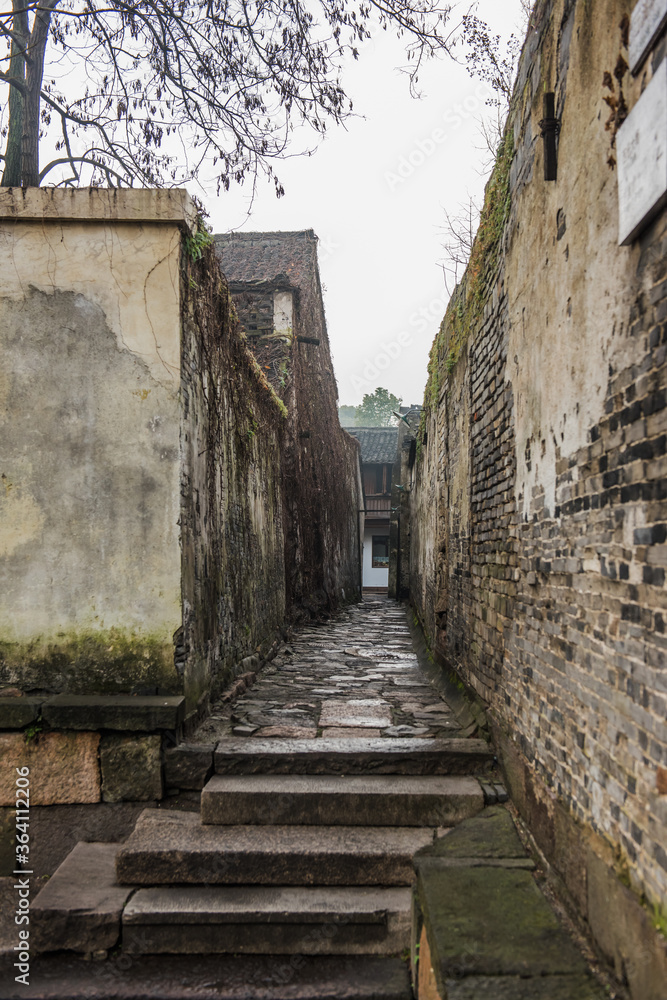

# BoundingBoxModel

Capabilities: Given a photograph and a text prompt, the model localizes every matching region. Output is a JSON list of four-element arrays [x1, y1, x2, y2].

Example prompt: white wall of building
[[362, 524, 389, 588]]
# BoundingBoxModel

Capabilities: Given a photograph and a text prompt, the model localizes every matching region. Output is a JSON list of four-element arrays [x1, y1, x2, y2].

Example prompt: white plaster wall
[[0, 192, 187, 687], [273, 291, 293, 340]]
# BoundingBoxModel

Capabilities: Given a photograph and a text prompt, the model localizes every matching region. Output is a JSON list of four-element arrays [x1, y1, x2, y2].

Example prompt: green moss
[[0, 628, 180, 694], [418, 129, 514, 457], [650, 901, 667, 939]]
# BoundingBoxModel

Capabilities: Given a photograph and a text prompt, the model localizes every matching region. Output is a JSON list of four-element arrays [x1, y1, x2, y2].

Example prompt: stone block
[[122, 885, 411, 956], [42, 695, 185, 732], [0, 697, 42, 729], [417, 864, 588, 981], [201, 774, 483, 827], [101, 734, 162, 802], [415, 805, 527, 861], [163, 744, 215, 790], [586, 845, 667, 1000], [116, 808, 434, 887], [0, 732, 100, 806], [444, 975, 606, 998], [0, 954, 413, 999], [319, 699, 392, 729], [32, 842, 133, 953], [18, 802, 148, 877], [213, 736, 493, 775]]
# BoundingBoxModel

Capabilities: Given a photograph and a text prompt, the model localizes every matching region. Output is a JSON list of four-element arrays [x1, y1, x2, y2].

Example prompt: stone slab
[[200, 774, 484, 827], [213, 737, 493, 775], [32, 842, 133, 953], [164, 744, 215, 790], [443, 975, 607, 999], [0, 732, 100, 806], [0, 697, 42, 729], [124, 885, 408, 924], [100, 734, 162, 802], [123, 921, 397, 957], [41, 695, 185, 732], [256, 726, 317, 738], [618, 58, 667, 244], [321, 728, 382, 738], [122, 886, 411, 955], [116, 809, 434, 886], [630, 0, 667, 73], [415, 805, 526, 861], [0, 187, 197, 229], [319, 700, 392, 729], [418, 865, 589, 981], [0, 953, 413, 999]]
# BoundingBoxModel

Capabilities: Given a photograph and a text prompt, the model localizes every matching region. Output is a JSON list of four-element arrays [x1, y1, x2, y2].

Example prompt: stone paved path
[[195, 596, 463, 743]]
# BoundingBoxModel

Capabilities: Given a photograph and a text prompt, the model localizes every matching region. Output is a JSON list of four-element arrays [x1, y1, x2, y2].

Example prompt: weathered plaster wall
[[283, 245, 363, 613], [409, 1, 667, 994], [0, 192, 186, 693], [180, 251, 288, 710]]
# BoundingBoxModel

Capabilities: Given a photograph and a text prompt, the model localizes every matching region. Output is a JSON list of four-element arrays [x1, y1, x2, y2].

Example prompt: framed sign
[[617, 58, 667, 245], [630, 0, 667, 74]]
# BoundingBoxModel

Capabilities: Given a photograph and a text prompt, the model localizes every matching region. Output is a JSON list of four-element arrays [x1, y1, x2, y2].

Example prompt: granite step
[[200, 774, 484, 826], [116, 809, 437, 886], [31, 842, 133, 955], [0, 953, 412, 999], [122, 885, 411, 955], [213, 736, 493, 775]]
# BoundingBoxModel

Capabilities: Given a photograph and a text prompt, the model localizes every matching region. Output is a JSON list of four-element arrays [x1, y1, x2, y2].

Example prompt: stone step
[[213, 736, 493, 775], [31, 842, 133, 954], [0, 953, 412, 999], [200, 774, 484, 826], [116, 809, 437, 886], [122, 885, 411, 955]]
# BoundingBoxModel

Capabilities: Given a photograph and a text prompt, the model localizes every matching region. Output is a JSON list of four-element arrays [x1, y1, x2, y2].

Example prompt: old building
[[215, 230, 363, 613], [347, 427, 398, 590]]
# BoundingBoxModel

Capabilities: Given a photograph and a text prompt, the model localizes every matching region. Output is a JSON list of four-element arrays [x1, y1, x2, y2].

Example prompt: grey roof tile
[[347, 428, 399, 464], [214, 230, 318, 287]]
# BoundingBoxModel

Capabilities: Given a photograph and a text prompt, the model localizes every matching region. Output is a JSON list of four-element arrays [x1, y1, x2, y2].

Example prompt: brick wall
[[408, 1, 667, 993]]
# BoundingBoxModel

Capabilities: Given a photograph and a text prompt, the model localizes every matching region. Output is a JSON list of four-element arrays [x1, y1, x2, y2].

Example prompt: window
[[364, 465, 393, 495], [372, 535, 390, 568]]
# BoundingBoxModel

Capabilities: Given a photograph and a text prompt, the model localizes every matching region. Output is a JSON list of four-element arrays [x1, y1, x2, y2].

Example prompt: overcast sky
[[200, 1, 525, 409]]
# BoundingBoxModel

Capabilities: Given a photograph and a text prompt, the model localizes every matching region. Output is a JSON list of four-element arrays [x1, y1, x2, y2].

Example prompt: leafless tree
[[437, 1, 535, 286], [1, 0, 465, 190], [438, 194, 479, 293]]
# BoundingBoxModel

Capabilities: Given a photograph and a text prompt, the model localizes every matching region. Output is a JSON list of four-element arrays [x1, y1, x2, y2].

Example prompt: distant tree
[[338, 405, 357, 427], [0, 1, 463, 190], [355, 388, 402, 427]]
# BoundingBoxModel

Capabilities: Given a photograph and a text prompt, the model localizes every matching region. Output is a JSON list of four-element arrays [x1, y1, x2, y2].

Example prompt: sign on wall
[[617, 58, 667, 245], [630, 0, 667, 74]]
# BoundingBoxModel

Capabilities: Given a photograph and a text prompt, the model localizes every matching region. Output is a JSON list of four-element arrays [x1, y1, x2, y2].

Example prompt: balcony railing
[[365, 494, 391, 517]]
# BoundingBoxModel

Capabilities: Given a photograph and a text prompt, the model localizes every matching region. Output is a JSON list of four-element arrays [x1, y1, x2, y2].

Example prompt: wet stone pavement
[[195, 596, 463, 743]]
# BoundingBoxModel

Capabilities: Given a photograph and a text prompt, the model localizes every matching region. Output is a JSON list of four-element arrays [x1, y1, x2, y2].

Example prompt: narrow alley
[[7, 597, 610, 999], [196, 597, 469, 742]]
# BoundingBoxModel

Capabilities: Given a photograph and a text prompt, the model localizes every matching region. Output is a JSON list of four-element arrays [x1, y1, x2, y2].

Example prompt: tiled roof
[[214, 230, 318, 287], [347, 427, 399, 464]]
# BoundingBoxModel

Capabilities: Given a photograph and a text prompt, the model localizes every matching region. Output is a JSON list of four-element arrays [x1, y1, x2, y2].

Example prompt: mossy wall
[[409, 1, 667, 993], [0, 193, 185, 696], [180, 245, 288, 712]]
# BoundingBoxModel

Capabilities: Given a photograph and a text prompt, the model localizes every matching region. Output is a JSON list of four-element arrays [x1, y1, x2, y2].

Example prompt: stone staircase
[[25, 735, 492, 998]]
